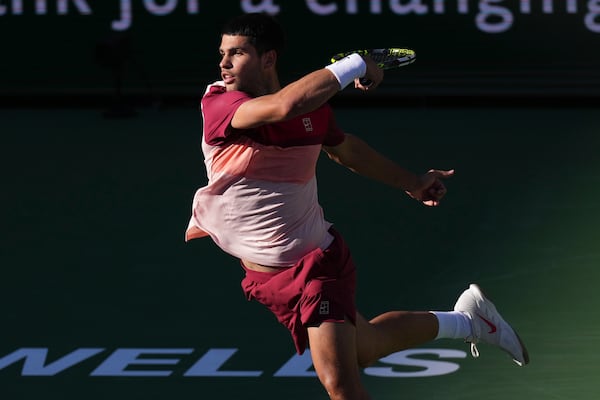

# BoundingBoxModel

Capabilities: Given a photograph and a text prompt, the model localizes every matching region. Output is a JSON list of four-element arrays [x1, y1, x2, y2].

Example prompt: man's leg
[[306, 312, 440, 399], [353, 284, 529, 368], [307, 319, 371, 400], [355, 311, 438, 367]]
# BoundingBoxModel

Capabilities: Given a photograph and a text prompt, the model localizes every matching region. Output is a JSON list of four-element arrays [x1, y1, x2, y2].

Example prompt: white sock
[[430, 311, 472, 340]]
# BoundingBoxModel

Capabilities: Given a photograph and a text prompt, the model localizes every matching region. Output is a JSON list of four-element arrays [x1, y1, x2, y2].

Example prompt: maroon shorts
[[240, 228, 357, 354]]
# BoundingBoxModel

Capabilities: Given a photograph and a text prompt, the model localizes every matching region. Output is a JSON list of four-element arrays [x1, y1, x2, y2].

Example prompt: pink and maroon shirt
[[186, 81, 345, 267]]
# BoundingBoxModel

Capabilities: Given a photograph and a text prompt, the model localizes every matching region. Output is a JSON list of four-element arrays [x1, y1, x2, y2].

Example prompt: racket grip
[[359, 77, 372, 86]]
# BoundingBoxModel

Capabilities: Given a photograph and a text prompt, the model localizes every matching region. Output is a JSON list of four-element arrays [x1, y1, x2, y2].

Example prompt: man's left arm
[[322, 133, 454, 207]]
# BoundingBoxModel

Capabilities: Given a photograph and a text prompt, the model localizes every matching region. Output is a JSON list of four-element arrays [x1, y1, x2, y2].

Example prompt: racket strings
[[370, 50, 415, 68], [371, 53, 399, 67]]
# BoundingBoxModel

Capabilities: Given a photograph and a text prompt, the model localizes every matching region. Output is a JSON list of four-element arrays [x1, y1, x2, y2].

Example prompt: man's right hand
[[354, 55, 384, 91]]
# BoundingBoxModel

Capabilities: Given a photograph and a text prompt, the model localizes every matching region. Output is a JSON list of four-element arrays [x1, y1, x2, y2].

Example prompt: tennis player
[[186, 12, 528, 400]]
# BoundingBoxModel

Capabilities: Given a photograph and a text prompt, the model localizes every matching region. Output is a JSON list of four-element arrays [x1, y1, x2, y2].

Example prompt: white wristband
[[325, 53, 367, 90]]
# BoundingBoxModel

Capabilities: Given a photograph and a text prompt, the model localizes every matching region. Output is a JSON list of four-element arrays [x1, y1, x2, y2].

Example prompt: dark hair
[[221, 13, 285, 57]]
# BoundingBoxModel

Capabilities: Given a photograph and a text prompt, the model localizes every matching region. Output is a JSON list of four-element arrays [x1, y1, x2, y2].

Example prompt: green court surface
[[2, 104, 599, 399]]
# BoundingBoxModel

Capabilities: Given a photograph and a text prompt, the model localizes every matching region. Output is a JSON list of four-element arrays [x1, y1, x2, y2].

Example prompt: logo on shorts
[[302, 117, 313, 132], [319, 301, 330, 315]]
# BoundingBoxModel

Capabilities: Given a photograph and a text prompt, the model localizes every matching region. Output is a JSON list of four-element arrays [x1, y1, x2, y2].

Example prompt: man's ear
[[263, 49, 277, 69]]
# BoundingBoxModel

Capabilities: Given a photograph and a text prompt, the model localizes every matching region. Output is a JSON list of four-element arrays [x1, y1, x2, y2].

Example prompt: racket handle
[[359, 78, 372, 86]]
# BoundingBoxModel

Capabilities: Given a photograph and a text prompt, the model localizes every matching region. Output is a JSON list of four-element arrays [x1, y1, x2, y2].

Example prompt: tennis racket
[[330, 47, 416, 85]]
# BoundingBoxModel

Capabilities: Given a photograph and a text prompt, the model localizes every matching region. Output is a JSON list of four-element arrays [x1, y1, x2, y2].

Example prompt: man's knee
[[357, 354, 378, 369], [318, 369, 364, 400]]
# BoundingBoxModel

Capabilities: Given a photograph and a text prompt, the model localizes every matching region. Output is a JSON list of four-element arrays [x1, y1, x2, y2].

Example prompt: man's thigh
[[307, 318, 365, 396]]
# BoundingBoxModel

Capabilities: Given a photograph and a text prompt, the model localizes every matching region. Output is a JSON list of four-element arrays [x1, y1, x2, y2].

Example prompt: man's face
[[219, 34, 263, 95]]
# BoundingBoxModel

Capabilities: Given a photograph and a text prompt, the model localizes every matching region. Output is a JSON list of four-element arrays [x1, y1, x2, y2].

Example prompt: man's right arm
[[231, 55, 383, 130]]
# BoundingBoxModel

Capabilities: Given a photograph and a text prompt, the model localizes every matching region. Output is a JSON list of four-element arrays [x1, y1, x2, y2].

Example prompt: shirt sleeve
[[201, 86, 252, 146], [323, 104, 346, 147]]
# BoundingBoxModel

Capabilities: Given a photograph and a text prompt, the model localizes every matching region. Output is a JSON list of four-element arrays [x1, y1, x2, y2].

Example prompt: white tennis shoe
[[454, 283, 530, 366]]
